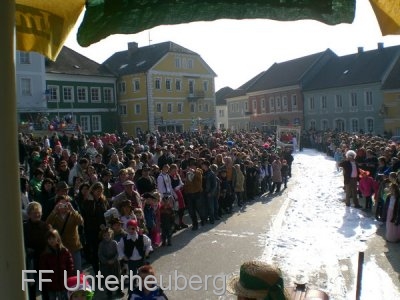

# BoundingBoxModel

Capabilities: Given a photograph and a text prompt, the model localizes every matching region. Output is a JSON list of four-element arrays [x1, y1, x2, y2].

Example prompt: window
[[230, 104, 234, 113], [166, 79, 172, 91], [365, 91, 373, 106], [175, 57, 181, 68], [205, 104, 209, 112], [309, 96, 315, 110], [177, 103, 183, 113], [118, 81, 126, 94], [335, 95, 343, 110], [156, 103, 162, 113], [167, 103, 173, 113], [133, 79, 140, 92], [219, 110, 225, 117], [175, 79, 182, 91], [187, 59, 193, 69], [80, 116, 90, 132], [335, 119, 345, 132], [321, 119, 329, 131], [155, 78, 161, 89], [63, 86, 74, 102], [21, 78, 31, 96], [190, 103, 196, 113], [77, 87, 88, 102], [269, 97, 275, 111], [92, 115, 101, 132], [282, 96, 288, 110], [104, 88, 114, 103], [135, 104, 141, 114], [276, 97, 281, 110], [350, 92, 358, 110], [188, 80, 194, 95], [235, 103, 239, 113], [261, 98, 266, 109], [47, 85, 59, 102], [310, 120, 316, 130], [252, 100, 257, 111], [244, 102, 248, 112], [351, 119, 359, 132], [90, 87, 101, 103], [321, 96, 327, 109], [119, 105, 127, 115], [366, 118, 374, 132], [198, 104, 203, 112], [291, 94, 297, 108], [19, 52, 30, 64], [203, 80, 209, 92]]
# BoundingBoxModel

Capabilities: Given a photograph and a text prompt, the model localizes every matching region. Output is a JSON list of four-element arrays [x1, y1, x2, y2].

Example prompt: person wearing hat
[[112, 179, 142, 211], [66, 274, 94, 300], [227, 260, 289, 300], [117, 219, 152, 287], [339, 150, 362, 208]]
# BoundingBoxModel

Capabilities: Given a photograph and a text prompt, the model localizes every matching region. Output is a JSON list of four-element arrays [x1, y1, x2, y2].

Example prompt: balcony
[[187, 90, 205, 101]]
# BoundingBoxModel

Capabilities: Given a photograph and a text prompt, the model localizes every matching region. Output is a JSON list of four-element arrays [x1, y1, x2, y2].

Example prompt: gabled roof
[[227, 71, 266, 98], [382, 56, 400, 90], [247, 49, 336, 92], [103, 41, 216, 76], [303, 45, 400, 91], [215, 87, 234, 105], [45, 46, 114, 77]]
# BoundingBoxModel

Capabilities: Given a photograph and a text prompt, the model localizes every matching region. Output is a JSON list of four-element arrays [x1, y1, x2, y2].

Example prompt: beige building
[[103, 41, 217, 136]]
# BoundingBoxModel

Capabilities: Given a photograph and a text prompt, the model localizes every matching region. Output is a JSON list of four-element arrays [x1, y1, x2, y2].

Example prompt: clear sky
[[65, 0, 400, 91]]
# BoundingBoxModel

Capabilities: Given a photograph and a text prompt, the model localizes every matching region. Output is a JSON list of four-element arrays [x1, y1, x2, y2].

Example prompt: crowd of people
[[19, 127, 400, 299], [316, 131, 400, 243], [19, 128, 294, 300]]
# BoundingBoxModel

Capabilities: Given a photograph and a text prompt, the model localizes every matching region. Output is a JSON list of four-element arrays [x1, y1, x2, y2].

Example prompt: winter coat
[[233, 169, 245, 193], [46, 210, 84, 252], [271, 160, 282, 183], [38, 247, 74, 292], [358, 176, 376, 197]]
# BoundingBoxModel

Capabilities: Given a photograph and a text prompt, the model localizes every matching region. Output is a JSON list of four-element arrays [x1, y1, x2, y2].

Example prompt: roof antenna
[[148, 31, 152, 46]]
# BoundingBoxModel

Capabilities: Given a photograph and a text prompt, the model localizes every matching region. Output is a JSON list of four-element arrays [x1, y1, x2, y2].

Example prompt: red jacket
[[38, 247, 74, 292]]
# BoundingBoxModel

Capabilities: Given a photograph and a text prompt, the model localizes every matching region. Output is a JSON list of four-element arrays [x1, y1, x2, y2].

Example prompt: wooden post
[[355, 251, 364, 300], [0, 0, 28, 298]]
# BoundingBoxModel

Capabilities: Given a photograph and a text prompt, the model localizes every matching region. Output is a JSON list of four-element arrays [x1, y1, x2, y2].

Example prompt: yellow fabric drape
[[370, 0, 400, 35], [15, 0, 85, 60]]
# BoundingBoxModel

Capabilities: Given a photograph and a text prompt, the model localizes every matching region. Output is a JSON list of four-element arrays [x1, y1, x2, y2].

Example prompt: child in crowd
[[119, 200, 137, 231], [39, 229, 74, 300], [134, 208, 148, 235], [376, 176, 390, 221], [281, 159, 289, 189], [98, 226, 123, 299], [117, 220, 152, 284], [358, 169, 376, 211], [66, 274, 94, 300], [143, 193, 157, 237], [159, 196, 175, 246], [128, 264, 168, 300], [334, 148, 344, 172]]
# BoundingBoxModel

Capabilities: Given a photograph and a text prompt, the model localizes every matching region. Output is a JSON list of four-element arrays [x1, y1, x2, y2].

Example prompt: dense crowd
[[19, 128, 400, 299], [19, 128, 294, 300]]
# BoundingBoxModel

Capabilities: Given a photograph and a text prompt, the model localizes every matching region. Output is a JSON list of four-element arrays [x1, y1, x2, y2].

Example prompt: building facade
[[103, 41, 217, 136], [16, 51, 47, 128], [45, 47, 118, 135]]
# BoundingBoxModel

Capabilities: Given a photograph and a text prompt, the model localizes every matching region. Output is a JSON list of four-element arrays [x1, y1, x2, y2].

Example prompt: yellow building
[[382, 59, 400, 136], [103, 41, 217, 136]]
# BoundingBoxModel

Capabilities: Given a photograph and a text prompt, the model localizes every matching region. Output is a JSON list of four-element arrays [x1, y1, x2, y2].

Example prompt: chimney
[[128, 42, 138, 56], [377, 42, 384, 50], [357, 47, 364, 54]]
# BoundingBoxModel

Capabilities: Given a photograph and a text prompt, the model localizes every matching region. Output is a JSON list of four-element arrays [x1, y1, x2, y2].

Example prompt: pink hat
[[66, 274, 92, 299]]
